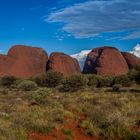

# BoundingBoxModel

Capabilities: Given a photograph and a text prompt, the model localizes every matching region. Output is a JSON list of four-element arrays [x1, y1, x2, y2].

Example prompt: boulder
[[83, 46, 129, 76], [47, 52, 81, 76], [0, 45, 48, 78], [121, 52, 139, 69]]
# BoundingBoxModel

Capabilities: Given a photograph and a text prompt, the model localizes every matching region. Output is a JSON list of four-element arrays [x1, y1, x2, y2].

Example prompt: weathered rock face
[[83, 46, 129, 76], [0, 45, 48, 78], [47, 52, 81, 76], [121, 52, 139, 69]]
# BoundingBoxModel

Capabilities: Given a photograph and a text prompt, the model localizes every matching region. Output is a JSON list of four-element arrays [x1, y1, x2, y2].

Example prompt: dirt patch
[[29, 113, 101, 140]]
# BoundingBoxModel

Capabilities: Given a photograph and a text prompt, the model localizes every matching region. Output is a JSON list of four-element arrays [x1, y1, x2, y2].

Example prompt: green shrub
[[61, 74, 88, 92], [30, 88, 51, 104], [87, 75, 115, 88], [18, 80, 37, 91], [115, 75, 131, 87], [34, 70, 63, 87], [127, 69, 138, 81], [0, 76, 17, 87], [101, 126, 133, 140], [14, 128, 28, 140], [135, 61, 140, 71], [98, 76, 115, 87], [86, 74, 99, 87]]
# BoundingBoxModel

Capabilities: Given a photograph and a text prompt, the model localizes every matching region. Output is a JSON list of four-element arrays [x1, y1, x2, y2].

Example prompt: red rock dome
[[0, 45, 48, 78], [121, 52, 139, 69], [83, 46, 129, 76], [46, 52, 81, 76]]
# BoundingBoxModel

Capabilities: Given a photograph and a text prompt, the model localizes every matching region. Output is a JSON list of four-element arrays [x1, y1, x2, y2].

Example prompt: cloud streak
[[122, 30, 140, 40], [46, 0, 140, 38]]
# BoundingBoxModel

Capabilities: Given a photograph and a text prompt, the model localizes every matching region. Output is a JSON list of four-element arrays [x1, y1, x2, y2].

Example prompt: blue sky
[[0, 0, 140, 55]]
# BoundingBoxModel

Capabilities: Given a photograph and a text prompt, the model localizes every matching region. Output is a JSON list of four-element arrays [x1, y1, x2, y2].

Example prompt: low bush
[[30, 88, 51, 104], [13, 128, 28, 140], [98, 76, 115, 87], [61, 74, 88, 92], [18, 80, 37, 91], [0, 76, 17, 87], [101, 126, 133, 140], [86, 74, 99, 87], [34, 70, 63, 87], [114, 75, 131, 87], [127, 69, 138, 82], [135, 62, 140, 71]]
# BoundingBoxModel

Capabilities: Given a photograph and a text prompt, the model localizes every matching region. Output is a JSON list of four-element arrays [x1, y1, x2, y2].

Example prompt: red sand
[[29, 114, 101, 140]]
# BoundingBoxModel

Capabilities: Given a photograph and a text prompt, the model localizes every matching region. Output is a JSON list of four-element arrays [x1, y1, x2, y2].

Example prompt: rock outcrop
[[121, 52, 139, 69], [46, 52, 81, 76], [0, 45, 139, 78], [83, 46, 129, 76], [0, 45, 48, 78]]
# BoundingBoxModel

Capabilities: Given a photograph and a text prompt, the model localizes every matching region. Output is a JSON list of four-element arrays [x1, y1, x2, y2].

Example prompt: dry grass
[[0, 85, 139, 140]]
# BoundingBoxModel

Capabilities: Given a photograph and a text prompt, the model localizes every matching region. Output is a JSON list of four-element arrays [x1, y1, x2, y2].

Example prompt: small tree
[[18, 80, 37, 91], [61, 74, 88, 92], [98, 76, 115, 87], [87, 74, 99, 88], [127, 69, 138, 81], [34, 70, 63, 88], [30, 88, 51, 104], [0, 76, 17, 87], [114, 75, 131, 87]]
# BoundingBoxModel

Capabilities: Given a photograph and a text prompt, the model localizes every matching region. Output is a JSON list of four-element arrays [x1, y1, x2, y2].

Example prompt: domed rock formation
[[46, 52, 81, 76], [0, 54, 14, 76], [121, 52, 139, 69], [83, 46, 129, 76], [0, 45, 48, 78]]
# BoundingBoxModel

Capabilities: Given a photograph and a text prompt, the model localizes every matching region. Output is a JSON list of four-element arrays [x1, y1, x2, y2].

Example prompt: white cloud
[[130, 44, 140, 57], [71, 49, 91, 69], [46, 0, 140, 38]]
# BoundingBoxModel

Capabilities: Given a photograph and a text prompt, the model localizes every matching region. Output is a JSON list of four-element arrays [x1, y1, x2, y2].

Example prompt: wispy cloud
[[130, 44, 140, 57], [71, 50, 91, 69], [122, 30, 140, 40], [46, 0, 140, 39]]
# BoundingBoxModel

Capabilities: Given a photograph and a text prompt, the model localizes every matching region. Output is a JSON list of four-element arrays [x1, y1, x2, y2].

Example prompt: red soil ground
[[29, 110, 140, 140], [29, 114, 101, 140]]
